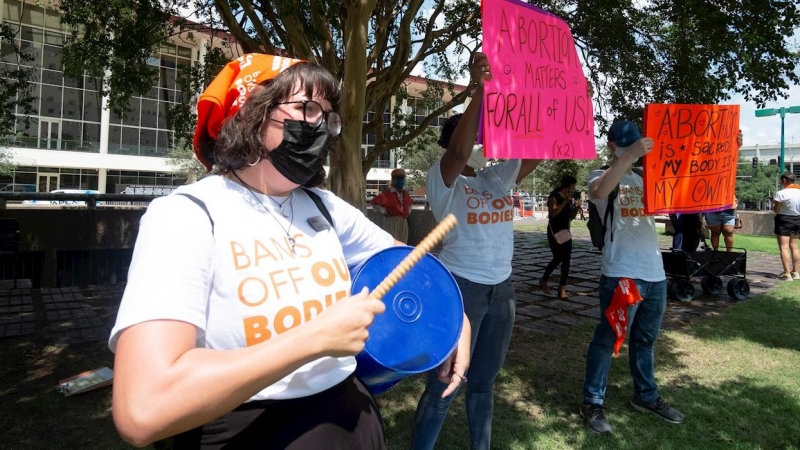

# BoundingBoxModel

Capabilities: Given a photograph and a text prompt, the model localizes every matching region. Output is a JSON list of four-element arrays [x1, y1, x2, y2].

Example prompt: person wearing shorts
[[772, 172, 800, 280], [703, 203, 736, 252]]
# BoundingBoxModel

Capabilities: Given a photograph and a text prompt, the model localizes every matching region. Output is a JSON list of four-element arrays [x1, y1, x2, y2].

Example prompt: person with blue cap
[[580, 120, 684, 434]]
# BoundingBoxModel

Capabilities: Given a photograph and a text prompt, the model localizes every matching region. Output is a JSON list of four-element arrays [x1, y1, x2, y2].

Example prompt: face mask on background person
[[394, 178, 405, 190], [268, 120, 332, 186]]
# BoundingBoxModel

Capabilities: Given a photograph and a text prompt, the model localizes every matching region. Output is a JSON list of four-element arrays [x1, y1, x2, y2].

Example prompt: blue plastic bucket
[[351, 246, 463, 395]]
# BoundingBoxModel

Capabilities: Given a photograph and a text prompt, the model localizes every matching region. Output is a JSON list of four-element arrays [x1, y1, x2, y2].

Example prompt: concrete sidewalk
[[0, 231, 782, 343]]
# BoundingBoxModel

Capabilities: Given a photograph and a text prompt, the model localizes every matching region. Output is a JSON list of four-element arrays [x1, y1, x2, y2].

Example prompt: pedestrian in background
[[370, 168, 413, 243]]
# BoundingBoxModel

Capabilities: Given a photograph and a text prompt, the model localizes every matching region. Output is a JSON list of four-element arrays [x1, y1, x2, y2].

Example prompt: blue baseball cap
[[607, 120, 642, 147]]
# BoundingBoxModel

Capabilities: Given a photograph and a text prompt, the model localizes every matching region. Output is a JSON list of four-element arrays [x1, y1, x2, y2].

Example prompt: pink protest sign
[[480, 0, 595, 160]]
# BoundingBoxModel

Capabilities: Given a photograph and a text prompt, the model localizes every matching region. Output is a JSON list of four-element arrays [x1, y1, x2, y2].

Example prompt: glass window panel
[[121, 127, 138, 145], [45, 10, 62, 31], [63, 88, 82, 120], [84, 76, 100, 91], [39, 84, 61, 117], [140, 99, 157, 128], [122, 97, 141, 127], [108, 125, 121, 148], [15, 116, 37, 136], [157, 130, 169, 150], [1, 45, 19, 64], [140, 128, 156, 150], [160, 54, 176, 68], [15, 82, 39, 115], [41, 69, 62, 85], [20, 26, 43, 43], [83, 172, 99, 190], [3, 0, 20, 21], [82, 123, 100, 144], [59, 174, 79, 189], [61, 120, 81, 144], [159, 88, 174, 102], [83, 90, 101, 122], [175, 91, 185, 103], [176, 46, 192, 58], [109, 108, 123, 125], [147, 86, 159, 99], [157, 101, 169, 129], [146, 56, 160, 67], [63, 75, 82, 88], [21, 4, 44, 26], [42, 44, 61, 70], [19, 40, 42, 66], [160, 42, 176, 55], [165, 68, 176, 90]]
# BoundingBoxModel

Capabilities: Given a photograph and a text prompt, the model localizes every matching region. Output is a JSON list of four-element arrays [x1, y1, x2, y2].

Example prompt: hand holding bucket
[[353, 214, 463, 394]]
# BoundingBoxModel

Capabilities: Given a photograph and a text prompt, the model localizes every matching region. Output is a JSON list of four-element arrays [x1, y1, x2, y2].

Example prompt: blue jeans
[[411, 275, 515, 450], [583, 276, 667, 405]]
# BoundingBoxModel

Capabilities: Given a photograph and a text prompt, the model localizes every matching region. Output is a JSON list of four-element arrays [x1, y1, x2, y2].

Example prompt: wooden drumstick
[[368, 213, 458, 301]]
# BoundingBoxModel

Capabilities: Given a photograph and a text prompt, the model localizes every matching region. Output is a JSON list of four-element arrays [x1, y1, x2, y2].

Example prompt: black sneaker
[[631, 396, 685, 424], [580, 403, 612, 434]]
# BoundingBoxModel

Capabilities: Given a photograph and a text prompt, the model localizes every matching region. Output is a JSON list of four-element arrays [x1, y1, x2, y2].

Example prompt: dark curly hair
[[201, 62, 340, 172], [438, 113, 463, 149]]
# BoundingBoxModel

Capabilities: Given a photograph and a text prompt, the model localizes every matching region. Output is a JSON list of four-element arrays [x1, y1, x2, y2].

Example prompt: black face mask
[[268, 119, 332, 187]]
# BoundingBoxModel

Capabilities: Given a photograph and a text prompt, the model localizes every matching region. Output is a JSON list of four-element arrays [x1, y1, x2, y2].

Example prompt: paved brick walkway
[[511, 231, 779, 336], [0, 230, 781, 343]]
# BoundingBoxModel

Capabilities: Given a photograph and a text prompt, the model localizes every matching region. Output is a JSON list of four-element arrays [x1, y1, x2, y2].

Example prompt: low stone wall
[[660, 211, 775, 237], [366, 209, 442, 252]]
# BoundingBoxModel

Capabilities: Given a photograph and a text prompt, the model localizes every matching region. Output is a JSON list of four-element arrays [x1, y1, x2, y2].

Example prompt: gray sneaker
[[580, 403, 612, 434], [631, 396, 685, 424]]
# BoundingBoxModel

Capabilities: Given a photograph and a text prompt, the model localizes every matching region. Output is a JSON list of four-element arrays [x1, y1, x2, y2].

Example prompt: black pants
[[170, 374, 386, 449], [543, 228, 572, 286]]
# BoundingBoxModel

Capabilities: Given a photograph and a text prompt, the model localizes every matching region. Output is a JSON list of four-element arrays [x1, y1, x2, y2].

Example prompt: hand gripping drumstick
[[368, 213, 458, 301]]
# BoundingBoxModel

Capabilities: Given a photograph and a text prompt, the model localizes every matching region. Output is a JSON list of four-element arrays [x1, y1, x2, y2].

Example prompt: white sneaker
[[792, 272, 800, 280]]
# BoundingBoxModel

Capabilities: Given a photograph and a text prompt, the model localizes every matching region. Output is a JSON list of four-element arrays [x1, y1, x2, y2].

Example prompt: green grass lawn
[[515, 220, 782, 256], [379, 281, 800, 449], [2, 279, 799, 449]]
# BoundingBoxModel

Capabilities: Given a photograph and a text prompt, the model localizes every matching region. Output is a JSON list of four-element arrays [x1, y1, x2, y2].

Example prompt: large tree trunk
[[329, 0, 374, 211]]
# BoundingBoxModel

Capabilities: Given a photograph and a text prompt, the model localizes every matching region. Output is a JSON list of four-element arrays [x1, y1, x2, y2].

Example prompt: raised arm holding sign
[[480, 0, 595, 160], [642, 104, 740, 215]]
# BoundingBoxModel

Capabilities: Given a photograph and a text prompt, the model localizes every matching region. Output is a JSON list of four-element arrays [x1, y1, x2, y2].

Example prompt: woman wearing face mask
[[108, 54, 471, 449], [370, 168, 413, 243], [410, 52, 541, 450]]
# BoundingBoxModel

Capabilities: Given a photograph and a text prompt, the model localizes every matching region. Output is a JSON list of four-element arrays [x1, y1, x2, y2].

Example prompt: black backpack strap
[[302, 188, 334, 230], [175, 193, 215, 235]]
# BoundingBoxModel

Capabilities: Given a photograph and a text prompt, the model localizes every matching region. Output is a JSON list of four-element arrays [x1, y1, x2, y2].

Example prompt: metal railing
[[0, 192, 163, 209]]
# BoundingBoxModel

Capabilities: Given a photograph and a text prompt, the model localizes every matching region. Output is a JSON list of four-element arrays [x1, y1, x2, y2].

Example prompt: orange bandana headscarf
[[193, 54, 305, 171]]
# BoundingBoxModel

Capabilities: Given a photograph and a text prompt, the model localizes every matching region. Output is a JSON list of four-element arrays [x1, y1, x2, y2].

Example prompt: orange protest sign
[[642, 104, 740, 214]]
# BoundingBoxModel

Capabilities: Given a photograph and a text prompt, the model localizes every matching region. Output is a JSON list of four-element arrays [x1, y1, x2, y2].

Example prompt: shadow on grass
[[0, 291, 129, 450], [381, 294, 800, 449]]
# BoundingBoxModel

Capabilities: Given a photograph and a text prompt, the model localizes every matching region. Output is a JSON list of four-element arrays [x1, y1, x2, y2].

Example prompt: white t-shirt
[[109, 175, 394, 401], [426, 159, 521, 284], [775, 187, 800, 216], [587, 169, 665, 282]]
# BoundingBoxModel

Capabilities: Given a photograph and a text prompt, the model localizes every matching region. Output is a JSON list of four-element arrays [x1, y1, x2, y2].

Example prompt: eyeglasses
[[275, 100, 342, 137]]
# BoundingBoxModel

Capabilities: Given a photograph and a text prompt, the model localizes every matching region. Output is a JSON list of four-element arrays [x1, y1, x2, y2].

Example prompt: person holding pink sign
[[410, 52, 541, 450]]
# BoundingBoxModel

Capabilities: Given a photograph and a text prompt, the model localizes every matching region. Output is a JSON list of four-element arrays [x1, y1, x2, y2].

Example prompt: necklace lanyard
[[231, 171, 297, 254]]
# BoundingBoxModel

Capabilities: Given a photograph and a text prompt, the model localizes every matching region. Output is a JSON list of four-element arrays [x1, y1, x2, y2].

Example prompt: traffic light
[[752, 157, 758, 169]]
